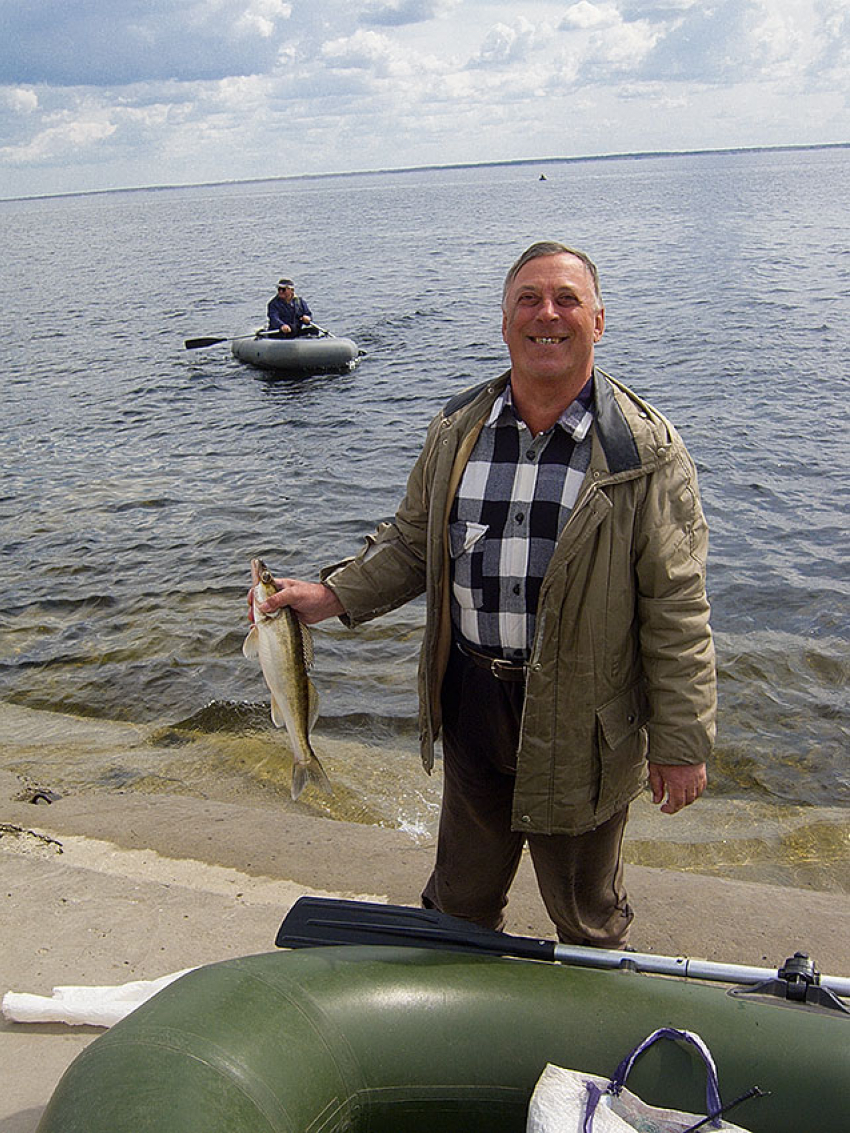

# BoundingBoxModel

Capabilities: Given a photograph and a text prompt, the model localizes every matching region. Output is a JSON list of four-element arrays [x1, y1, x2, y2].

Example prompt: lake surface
[[1, 148, 848, 883]]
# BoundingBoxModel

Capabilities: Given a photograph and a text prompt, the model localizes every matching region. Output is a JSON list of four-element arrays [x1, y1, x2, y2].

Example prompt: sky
[[0, 0, 847, 199]]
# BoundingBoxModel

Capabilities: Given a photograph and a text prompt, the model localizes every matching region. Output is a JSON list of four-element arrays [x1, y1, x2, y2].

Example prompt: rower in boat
[[267, 278, 320, 337]]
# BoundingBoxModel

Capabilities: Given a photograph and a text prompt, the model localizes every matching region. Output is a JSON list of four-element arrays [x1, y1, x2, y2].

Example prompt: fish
[[243, 558, 333, 800]]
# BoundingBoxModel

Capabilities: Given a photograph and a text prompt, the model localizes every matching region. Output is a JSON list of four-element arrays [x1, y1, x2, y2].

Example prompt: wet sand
[[2, 767, 850, 1132]]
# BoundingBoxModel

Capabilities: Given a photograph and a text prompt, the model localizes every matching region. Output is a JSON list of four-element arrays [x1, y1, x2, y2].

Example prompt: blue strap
[[583, 1027, 724, 1131], [583, 1081, 604, 1133]]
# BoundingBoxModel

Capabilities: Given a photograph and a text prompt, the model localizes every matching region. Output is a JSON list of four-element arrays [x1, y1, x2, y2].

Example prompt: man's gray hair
[[502, 241, 602, 311]]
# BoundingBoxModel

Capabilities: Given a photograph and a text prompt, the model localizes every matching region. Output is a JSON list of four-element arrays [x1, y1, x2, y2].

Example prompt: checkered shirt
[[449, 378, 594, 660]]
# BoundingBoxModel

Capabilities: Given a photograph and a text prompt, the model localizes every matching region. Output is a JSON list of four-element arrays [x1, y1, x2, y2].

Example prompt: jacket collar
[[592, 369, 642, 474], [443, 368, 643, 476]]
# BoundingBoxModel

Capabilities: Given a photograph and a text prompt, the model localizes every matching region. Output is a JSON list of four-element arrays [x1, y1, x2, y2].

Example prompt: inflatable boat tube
[[231, 333, 360, 374], [36, 946, 850, 1132]]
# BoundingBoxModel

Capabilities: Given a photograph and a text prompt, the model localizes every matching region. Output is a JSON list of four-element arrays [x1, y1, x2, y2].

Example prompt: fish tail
[[291, 763, 309, 801], [310, 758, 334, 796], [290, 756, 334, 801]]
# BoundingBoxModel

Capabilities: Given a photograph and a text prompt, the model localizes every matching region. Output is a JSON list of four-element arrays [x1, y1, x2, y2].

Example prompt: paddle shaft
[[184, 324, 333, 350], [184, 330, 274, 350], [551, 942, 850, 996], [277, 897, 850, 998]]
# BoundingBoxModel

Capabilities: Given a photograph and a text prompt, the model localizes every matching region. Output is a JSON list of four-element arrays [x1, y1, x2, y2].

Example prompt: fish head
[[250, 557, 280, 612]]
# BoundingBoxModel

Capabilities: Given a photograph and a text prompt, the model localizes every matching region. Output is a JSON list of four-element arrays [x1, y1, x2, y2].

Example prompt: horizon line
[[3, 140, 848, 204]]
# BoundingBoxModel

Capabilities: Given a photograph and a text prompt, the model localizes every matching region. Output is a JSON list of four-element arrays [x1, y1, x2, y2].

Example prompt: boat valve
[[777, 952, 818, 1001]]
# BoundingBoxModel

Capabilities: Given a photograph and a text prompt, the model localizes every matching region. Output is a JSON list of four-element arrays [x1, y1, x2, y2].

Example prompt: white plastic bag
[[527, 1027, 754, 1133], [2, 968, 194, 1028]]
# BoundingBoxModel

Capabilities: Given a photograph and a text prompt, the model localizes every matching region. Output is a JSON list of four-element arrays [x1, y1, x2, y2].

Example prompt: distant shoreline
[[5, 140, 849, 205]]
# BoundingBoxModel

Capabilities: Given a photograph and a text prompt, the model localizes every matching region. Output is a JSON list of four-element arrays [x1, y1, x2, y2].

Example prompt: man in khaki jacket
[[255, 242, 716, 948]]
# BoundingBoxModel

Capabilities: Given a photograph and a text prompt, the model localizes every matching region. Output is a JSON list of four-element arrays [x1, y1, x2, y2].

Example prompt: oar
[[184, 330, 275, 350], [275, 897, 850, 998], [185, 325, 337, 349]]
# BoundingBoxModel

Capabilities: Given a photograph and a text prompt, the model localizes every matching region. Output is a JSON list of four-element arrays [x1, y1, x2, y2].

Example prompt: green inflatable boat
[[36, 900, 850, 1133]]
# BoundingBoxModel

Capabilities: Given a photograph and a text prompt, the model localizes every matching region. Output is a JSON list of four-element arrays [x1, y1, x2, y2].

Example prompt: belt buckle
[[490, 657, 521, 679]]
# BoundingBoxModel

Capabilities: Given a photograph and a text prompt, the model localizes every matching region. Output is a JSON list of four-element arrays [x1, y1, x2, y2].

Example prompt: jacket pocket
[[593, 681, 651, 818], [597, 681, 650, 749]]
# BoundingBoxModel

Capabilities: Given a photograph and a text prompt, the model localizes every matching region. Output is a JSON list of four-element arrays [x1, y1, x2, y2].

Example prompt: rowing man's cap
[[278, 278, 294, 288]]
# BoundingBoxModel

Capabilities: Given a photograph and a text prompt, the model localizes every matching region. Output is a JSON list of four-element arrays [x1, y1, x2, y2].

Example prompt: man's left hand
[[648, 762, 707, 814]]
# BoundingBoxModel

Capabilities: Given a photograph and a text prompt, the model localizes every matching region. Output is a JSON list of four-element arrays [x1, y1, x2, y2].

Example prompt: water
[[1, 149, 848, 883]]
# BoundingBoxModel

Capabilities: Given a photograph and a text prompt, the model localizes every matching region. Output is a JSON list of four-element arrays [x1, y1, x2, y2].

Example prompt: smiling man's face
[[501, 252, 604, 392]]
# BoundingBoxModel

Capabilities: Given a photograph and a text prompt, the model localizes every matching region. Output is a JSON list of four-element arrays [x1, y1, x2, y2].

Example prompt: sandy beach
[[2, 759, 850, 1133]]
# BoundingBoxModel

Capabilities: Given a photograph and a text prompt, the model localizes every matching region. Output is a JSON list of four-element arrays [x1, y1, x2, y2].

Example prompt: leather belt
[[456, 640, 527, 682]]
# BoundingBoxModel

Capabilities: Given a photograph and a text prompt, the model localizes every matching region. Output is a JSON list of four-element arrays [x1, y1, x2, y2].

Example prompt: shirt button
[[515, 512, 524, 523], [526, 450, 535, 460], [512, 584, 521, 595]]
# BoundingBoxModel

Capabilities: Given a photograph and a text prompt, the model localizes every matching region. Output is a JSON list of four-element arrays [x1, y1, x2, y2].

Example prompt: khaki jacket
[[323, 369, 716, 835]]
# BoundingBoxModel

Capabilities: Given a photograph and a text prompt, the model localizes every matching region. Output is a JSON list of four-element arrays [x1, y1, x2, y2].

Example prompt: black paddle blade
[[275, 896, 556, 961], [184, 335, 228, 349]]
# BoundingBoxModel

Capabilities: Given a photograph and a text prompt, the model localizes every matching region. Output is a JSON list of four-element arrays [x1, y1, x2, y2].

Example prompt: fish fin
[[308, 678, 320, 730], [242, 626, 259, 658], [294, 620, 315, 670], [270, 695, 286, 729], [310, 758, 334, 796], [291, 763, 308, 801], [291, 758, 333, 801], [300, 624, 314, 671]]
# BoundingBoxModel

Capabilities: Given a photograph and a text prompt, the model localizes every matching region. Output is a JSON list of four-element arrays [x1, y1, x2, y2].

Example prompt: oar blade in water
[[184, 335, 229, 349]]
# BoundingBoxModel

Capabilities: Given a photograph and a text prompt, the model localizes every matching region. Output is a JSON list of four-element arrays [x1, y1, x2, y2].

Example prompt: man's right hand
[[248, 578, 344, 625]]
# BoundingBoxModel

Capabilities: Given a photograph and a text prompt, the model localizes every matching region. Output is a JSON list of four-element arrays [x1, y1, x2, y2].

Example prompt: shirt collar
[[487, 374, 595, 441]]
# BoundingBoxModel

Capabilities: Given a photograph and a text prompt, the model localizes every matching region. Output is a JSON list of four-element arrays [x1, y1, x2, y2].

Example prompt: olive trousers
[[421, 644, 634, 948]]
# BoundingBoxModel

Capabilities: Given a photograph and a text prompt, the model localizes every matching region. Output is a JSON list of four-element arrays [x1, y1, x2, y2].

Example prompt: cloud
[[560, 2, 621, 31], [0, 106, 117, 166], [0, 87, 39, 114], [616, 0, 697, 13], [556, 0, 846, 88], [809, 0, 850, 82], [469, 16, 540, 68], [559, 3, 659, 73], [0, 0, 293, 86], [592, 21, 660, 70], [236, 0, 293, 37], [621, 0, 795, 83], [359, 0, 456, 27], [321, 28, 414, 77]]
